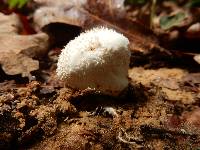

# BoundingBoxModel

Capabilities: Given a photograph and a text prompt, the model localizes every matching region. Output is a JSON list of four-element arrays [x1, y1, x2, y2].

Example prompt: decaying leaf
[[0, 13, 49, 77], [0, 13, 22, 34], [160, 12, 187, 30], [129, 67, 185, 87], [151, 2, 197, 56], [32, 0, 168, 54], [129, 67, 199, 104], [0, 53, 38, 78], [186, 22, 200, 38], [194, 54, 200, 64], [0, 33, 49, 58]]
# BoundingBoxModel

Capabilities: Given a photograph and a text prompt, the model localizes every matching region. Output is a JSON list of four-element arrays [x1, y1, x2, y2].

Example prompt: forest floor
[[0, 0, 200, 149]]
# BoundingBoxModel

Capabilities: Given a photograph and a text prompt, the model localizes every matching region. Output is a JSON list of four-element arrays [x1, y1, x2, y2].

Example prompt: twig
[[150, 0, 157, 29], [118, 128, 143, 146], [140, 125, 199, 139]]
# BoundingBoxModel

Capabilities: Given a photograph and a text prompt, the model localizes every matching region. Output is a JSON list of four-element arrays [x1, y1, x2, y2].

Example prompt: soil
[[1, 64, 199, 149]]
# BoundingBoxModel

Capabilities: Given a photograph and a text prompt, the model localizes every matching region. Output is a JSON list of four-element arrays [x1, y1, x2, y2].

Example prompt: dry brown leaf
[[194, 54, 200, 64], [0, 13, 49, 77], [32, 0, 168, 54], [129, 67, 198, 104], [186, 22, 200, 39], [0, 33, 49, 58], [128, 67, 185, 86], [0, 53, 38, 78], [0, 13, 22, 34]]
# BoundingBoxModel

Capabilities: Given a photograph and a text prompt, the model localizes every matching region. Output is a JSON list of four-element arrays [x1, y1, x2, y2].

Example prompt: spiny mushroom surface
[[56, 27, 130, 95]]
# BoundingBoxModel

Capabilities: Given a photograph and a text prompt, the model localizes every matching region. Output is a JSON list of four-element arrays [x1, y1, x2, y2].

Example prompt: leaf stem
[[150, 0, 157, 29]]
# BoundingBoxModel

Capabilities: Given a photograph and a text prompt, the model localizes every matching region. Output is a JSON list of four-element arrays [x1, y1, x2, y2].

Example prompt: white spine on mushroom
[[56, 27, 130, 95]]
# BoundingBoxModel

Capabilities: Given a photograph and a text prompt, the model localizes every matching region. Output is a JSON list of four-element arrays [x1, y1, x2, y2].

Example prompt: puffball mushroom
[[56, 27, 130, 96]]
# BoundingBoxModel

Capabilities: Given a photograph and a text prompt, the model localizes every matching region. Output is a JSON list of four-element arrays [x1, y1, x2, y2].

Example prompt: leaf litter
[[0, 12, 49, 78]]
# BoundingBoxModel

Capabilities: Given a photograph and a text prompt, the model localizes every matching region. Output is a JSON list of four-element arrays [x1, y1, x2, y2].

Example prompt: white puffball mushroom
[[56, 27, 130, 96]]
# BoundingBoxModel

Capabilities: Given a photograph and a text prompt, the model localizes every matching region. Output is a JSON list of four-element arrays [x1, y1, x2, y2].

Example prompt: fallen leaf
[[0, 53, 38, 78], [186, 22, 200, 38], [32, 0, 168, 54], [160, 12, 187, 30], [194, 54, 200, 64], [0, 13, 49, 77], [0, 33, 49, 58], [129, 67, 199, 104], [128, 67, 185, 87], [0, 13, 22, 34]]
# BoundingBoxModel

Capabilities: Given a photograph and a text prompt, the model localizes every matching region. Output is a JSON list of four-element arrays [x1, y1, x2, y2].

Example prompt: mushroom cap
[[56, 27, 130, 95]]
